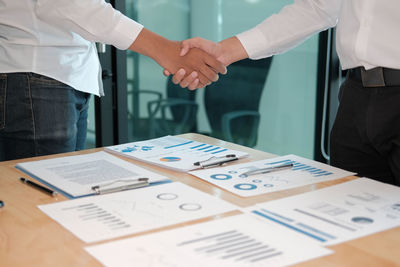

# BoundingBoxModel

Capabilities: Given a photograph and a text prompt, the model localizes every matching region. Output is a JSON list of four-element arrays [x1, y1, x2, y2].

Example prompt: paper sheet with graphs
[[105, 135, 249, 172], [38, 182, 237, 243], [248, 178, 400, 245], [189, 154, 355, 197], [85, 214, 332, 267]]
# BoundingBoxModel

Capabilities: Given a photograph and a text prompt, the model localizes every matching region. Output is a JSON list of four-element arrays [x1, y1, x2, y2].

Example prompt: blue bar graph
[[204, 147, 220, 153], [211, 149, 228, 154], [198, 145, 214, 151], [190, 144, 206, 149], [164, 141, 194, 149], [296, 223, 337, 240], [252, 210, 327, 242], [265, 159, 293, 165]]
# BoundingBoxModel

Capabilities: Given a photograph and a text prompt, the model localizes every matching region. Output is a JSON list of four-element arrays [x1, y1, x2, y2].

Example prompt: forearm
[[237, 0, 340, 59], [128, 28, 179, 70]]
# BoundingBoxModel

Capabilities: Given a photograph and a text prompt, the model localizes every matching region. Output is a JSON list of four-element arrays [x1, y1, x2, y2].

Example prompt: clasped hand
[[160, 40, 226, 89], [163, 37, 247, 90], [128, 29, 228, 90]]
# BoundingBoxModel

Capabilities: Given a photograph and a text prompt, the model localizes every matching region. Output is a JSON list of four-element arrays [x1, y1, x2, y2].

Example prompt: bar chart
[[86, 214, 332, 267]]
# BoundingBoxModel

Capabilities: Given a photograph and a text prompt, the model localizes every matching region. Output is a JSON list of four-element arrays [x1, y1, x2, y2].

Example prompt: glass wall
[[124, 0, 320, 159]]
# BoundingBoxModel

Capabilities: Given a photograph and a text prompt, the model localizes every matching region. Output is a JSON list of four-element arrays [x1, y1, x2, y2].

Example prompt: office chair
[[204, 57, 273, 147], [130, 76, 198, 141]]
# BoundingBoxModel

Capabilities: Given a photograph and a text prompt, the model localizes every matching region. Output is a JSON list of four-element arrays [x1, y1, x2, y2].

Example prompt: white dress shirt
[[0, 0, 143, 96], [237, 0, 400, 70]]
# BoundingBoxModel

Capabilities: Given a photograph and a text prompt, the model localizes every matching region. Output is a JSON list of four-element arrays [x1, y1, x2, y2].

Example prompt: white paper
[[16, 151, 168, 198], [189, 154, 355, 197], [105, 135, 248, 172], [249, 178, 400, 245], [85, 214, 333, 267], [39, 182, 237, 243]]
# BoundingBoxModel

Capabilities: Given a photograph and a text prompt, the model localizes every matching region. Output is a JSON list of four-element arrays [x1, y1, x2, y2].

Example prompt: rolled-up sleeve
[[237, 0, 341, 59], [36, 0, 143, 50]]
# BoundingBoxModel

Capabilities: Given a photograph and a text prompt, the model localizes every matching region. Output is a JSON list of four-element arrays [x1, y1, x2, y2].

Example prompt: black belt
[[348, 67, 400, 87]]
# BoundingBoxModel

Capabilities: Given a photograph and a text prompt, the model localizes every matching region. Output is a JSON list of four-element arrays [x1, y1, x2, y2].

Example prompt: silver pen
[[91, 178, 149, 195], [239, 163, 293, 177], [194, 154, 238, 168]]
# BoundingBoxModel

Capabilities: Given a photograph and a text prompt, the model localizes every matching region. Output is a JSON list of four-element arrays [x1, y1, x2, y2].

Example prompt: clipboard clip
[[91, 178, 150, 195], [193, 154, 238, 169]]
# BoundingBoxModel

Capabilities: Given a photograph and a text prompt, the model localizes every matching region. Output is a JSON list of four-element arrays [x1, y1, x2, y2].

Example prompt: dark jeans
[[330, 75, 400, 185], [0, 73, 90, 161]]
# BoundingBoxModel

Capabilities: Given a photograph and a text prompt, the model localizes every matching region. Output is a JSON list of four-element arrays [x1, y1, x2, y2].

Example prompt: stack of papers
[[105, 135, 249, 172]]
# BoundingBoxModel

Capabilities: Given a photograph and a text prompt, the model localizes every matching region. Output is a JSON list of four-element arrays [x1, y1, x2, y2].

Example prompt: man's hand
[[129, 29, 226, 88], [164, 36, 248, 90], [180, 37, 229, 66]]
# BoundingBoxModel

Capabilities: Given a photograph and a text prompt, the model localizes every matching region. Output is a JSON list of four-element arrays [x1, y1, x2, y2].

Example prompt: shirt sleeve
[[36, 0, 143, 50], [236, 0, 341, 59]]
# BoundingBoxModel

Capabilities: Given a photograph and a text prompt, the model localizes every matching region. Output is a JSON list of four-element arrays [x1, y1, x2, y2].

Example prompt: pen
[[20, 177, 58, 197], [194, 154, 238, 168], [91, 178, 150, 195], [0, 200, 4, 208], [239, 163, 294, 177]]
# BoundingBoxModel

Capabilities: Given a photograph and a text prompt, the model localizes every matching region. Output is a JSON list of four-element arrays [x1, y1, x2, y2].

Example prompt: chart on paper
[[38, 182, 236, 243], [189, 154, 355, 197], [105, 135, 248, 172], [86, 214, 332, 267], [249, 178, 400, 245]]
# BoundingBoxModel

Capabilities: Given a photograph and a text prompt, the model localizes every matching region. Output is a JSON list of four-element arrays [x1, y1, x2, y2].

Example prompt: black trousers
[[330, 75, 400, 185]]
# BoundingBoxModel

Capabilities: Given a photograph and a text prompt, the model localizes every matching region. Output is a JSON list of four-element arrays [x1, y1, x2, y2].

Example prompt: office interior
[[86, 0, 342, 163]]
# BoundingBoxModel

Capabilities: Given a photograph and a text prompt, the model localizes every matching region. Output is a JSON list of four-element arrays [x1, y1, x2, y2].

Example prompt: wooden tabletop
[[0, 133, 399, 266]]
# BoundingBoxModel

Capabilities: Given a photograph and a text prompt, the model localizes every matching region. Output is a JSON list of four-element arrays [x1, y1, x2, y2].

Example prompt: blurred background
[[87, 0, 343, 163]]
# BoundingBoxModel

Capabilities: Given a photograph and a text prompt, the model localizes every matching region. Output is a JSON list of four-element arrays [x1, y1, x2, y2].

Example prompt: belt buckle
[[360, 67, 386, 87]]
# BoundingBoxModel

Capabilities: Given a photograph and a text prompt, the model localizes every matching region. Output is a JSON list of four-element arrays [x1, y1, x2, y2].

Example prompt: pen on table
[[239, 163, 294, 177], [20, 177, 58, 197], [91, 178, 150, 195], [0, 200, 4, 208], [194, 154, 238, 168]]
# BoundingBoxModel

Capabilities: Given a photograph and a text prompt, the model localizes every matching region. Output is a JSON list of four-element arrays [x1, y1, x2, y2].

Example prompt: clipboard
[[15, 151, 171, 199]]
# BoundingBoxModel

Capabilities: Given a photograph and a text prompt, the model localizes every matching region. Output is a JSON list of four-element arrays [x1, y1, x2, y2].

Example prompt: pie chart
[[160, 157, 181, 162]]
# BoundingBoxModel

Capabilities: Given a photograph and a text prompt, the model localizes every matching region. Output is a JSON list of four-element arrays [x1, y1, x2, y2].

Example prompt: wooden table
[[0, 133, 399, 266]]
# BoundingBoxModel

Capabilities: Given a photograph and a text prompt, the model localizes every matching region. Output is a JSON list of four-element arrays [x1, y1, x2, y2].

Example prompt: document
[[85, 214, 332, 267], [249, 178, 400, 245], [105, 135, 248, 172], [39, 182, 237, 243], [16, 151, 168, 198], [189, 154, 355, 197]]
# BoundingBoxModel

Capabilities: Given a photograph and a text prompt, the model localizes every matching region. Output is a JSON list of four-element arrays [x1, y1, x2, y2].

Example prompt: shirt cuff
[[111, 15, 144, 50], [236, 27, 269, 60]]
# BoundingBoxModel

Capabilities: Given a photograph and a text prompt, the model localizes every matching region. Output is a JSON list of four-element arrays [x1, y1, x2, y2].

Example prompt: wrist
[[219, 37, 249, 66], [155, 40, 180, 68]]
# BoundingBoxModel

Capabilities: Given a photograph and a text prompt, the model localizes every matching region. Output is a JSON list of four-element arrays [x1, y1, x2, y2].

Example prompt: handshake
[[129, 29, 248, 91]]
